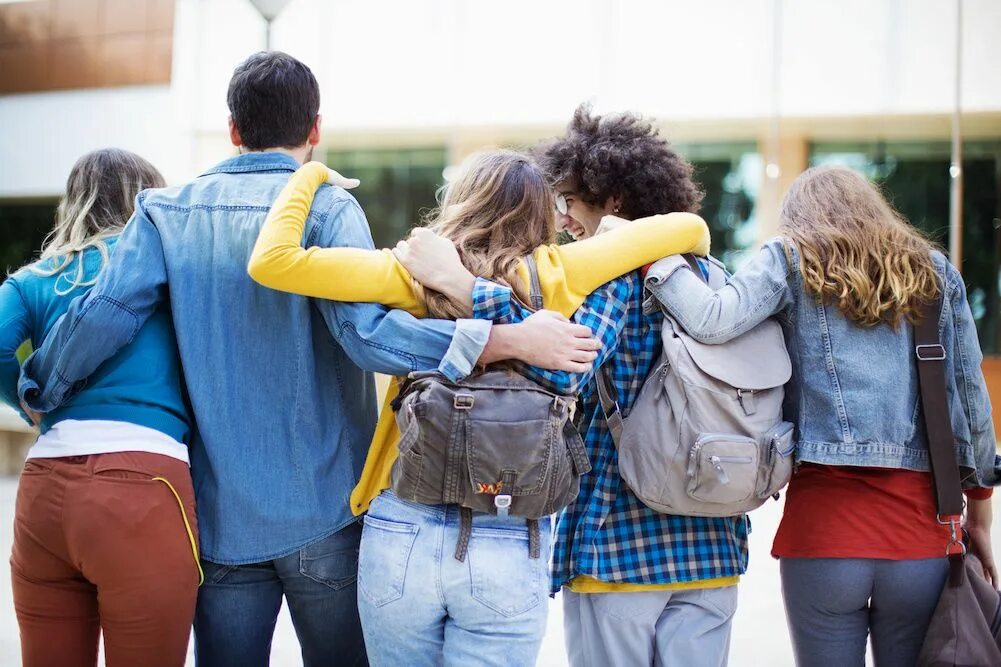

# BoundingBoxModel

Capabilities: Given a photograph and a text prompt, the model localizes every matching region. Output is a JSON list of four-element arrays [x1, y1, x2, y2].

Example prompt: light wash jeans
[[780, 557, 949, 667], [357, 491, 550, 667]]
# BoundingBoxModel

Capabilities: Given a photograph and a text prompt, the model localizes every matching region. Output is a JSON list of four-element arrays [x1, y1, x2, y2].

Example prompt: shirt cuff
[[472, 277, 513, 322], [17, 355, 73, 413], [438, 318, 491, 382], [964, 486, 994, 501], [644, 255, 695, 288]]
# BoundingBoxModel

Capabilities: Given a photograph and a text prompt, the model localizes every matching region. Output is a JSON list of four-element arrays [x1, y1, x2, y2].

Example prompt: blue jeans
[[780, 557, 949, 667], [357, 491, 550, 667], [194, 520, 365, 667]]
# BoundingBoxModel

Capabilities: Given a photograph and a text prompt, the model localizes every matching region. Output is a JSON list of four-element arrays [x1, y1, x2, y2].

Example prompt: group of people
[[1, 50, 998, 667]]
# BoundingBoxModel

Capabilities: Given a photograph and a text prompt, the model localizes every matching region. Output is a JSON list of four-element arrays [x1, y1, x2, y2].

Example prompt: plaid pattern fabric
[[472, 271, 750, 594]]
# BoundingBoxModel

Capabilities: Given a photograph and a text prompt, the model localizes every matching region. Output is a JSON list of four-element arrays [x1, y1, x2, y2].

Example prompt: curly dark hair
[[534, 104, 703, 219]]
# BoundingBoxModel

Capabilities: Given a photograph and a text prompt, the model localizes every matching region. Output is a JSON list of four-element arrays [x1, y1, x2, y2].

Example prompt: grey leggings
[[780, 557, 948, 667]]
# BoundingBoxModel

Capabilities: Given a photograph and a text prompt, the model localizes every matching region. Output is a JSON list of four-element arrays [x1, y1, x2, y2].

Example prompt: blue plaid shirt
[[472, 270, 749, 594]]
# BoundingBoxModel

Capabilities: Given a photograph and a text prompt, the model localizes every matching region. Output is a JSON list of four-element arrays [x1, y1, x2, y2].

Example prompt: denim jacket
[[647, 238, 1000, 489], [19, 152, 491, 563]]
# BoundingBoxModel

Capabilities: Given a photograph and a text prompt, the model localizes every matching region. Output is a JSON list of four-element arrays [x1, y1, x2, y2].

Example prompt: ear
[[307, 114, 322, 146], [608, 195, 624, 215], [228, 116, 242, 148]]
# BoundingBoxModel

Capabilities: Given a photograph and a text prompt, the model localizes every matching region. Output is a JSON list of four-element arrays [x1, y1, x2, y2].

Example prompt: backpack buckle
[[916, 344, 945, 361], [453, 394, 475, 410], [494, 494, 512, 517]]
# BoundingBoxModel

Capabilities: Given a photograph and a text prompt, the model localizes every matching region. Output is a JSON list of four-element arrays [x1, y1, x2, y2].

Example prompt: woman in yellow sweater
[[248, 149, 710, 666]]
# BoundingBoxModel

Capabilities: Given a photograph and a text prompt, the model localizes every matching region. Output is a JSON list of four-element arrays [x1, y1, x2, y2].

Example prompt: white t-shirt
[[27, 419, 189, 465]]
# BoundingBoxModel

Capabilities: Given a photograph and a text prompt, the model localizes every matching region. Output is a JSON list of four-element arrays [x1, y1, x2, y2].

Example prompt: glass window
[[811, 141, 1001, 353], [679, 143, 763, 269], [0, 201, 57, 275], [323, 148, 447, 249]]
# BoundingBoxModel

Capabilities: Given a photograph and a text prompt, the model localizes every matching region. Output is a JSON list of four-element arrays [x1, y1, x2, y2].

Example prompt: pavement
[[0, 475, 997, 666]]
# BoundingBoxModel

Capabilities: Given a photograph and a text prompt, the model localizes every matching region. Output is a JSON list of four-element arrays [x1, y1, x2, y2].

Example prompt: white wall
[[168, 0, 1001, 132], [0, 86, 180, 198]]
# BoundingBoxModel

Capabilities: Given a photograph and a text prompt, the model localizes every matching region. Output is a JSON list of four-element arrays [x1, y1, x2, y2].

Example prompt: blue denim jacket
[[19, 152, 490, 564], [647, 238, 1000, 489]]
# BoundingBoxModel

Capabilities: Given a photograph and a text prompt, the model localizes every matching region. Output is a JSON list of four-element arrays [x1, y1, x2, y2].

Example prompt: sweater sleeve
[[515, 212, 711, 317], [0, 277, 34, 423], [248, 161, 427, 317]]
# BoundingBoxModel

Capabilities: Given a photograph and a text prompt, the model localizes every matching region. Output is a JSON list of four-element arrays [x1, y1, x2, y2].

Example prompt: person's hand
[[393, 228, 475, 295], [20, 400, 41, 428], [507, 310, 601, 373], [595, 215, 629, 236], [966, 497, 997, 588], [326, 168, 360, 190]]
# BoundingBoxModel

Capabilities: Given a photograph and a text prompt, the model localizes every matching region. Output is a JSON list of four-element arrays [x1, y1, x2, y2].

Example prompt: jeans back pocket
[[358, 515, 418, 607], [467, 524, 547, 618]]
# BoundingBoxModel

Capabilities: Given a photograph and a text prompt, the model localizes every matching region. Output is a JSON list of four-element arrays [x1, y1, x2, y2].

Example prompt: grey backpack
[[390, 256, 591, 561], [597, 255, 795, 517]]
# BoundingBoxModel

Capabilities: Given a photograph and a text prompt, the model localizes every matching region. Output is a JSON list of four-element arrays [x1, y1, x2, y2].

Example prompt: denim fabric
[[648, 239, 1001, 488], [357, 491, 549, 667], [19, 152, 491, 563], [780, 557, 949, 667], [194, 521, 365, 667]]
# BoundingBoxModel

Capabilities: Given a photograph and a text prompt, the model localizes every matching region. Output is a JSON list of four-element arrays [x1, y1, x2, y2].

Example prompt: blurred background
[[5, 0, 1001, 456], [0, 0, 999, 664]]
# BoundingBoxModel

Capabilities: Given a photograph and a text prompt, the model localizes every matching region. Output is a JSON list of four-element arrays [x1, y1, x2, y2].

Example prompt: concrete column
[[756, 134, 809, 245]]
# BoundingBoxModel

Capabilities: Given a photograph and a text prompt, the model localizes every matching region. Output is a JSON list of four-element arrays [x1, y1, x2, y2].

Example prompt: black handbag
[[914, 294, 1001, 667]]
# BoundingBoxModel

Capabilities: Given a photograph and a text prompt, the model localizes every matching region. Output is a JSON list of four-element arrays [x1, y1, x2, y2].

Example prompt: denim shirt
[[19, 152, 491, 563], [647, 238, 1000, 489]]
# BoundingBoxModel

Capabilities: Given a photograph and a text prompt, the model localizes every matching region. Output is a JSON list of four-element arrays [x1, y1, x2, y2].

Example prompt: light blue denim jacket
[[647, 238, 1000, 489], [19, 152, 491, 564]]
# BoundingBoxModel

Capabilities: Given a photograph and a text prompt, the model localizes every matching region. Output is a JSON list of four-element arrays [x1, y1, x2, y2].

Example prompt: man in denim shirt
[[19, 52, 599, 666]]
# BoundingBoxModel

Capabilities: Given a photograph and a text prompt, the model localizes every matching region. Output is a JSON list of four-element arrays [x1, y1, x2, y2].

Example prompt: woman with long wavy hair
[[248, 148, 713, 665], [0, 149, 200, 667], [646, 165, 999, 666]]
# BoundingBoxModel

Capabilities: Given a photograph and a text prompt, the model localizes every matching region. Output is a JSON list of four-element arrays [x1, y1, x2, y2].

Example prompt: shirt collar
[[200, 151, 301, 177]]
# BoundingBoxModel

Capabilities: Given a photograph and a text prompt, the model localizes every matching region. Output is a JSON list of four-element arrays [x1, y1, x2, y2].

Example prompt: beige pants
[[562, 585, 738, 667]]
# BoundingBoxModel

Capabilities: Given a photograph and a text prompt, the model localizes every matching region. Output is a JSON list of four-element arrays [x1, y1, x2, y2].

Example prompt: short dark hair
[[535, 104, 703, 219], [226, 51, 320, 150]]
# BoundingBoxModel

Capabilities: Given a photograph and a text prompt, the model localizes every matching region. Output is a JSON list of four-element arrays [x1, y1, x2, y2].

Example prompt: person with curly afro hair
[[535, 103, 704, 241], [535, 106, 746, 667]]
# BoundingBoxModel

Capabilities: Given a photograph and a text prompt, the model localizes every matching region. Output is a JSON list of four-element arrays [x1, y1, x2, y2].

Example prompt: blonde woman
[[646, 166, 999, 666], [0, 149, 199, 667], [248, 149, 712, 665]]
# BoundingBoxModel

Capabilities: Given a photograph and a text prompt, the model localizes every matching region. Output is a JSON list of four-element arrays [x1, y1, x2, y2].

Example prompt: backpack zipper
[[709, 455, 754, 485]]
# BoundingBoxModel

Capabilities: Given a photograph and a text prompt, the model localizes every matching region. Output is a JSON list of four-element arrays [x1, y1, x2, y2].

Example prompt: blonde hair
[[31, 148, 165, 294], [779, 165, 940, 328], [414, 149, 556, 319]]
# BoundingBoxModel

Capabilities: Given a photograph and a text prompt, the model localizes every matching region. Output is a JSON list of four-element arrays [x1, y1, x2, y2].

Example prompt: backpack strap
[[914, 295, 966, 529], [454, 506, 473, 561], [596, 366, 624, 447], [523, 254, 544, 311], [527, 518, 541, 559]]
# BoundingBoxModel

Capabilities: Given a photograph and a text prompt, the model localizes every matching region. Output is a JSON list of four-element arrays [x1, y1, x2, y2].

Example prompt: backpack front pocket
[[687, 434, 759, 504]]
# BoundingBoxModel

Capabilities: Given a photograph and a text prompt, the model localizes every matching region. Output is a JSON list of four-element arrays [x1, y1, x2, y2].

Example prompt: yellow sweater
[[249, 162, 731, 592]]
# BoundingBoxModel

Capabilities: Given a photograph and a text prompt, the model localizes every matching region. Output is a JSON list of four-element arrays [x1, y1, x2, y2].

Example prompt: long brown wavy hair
[[414, 149, 556, 319], [29, 148, 165, 294], [780, 166, 940, 328]]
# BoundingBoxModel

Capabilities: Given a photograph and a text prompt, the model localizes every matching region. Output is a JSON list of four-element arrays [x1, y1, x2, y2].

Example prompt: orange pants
[[10, 452, 200, 667]]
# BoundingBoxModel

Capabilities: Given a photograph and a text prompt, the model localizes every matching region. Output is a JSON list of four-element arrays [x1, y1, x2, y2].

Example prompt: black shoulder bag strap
[[914, 294, 966, 558]]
